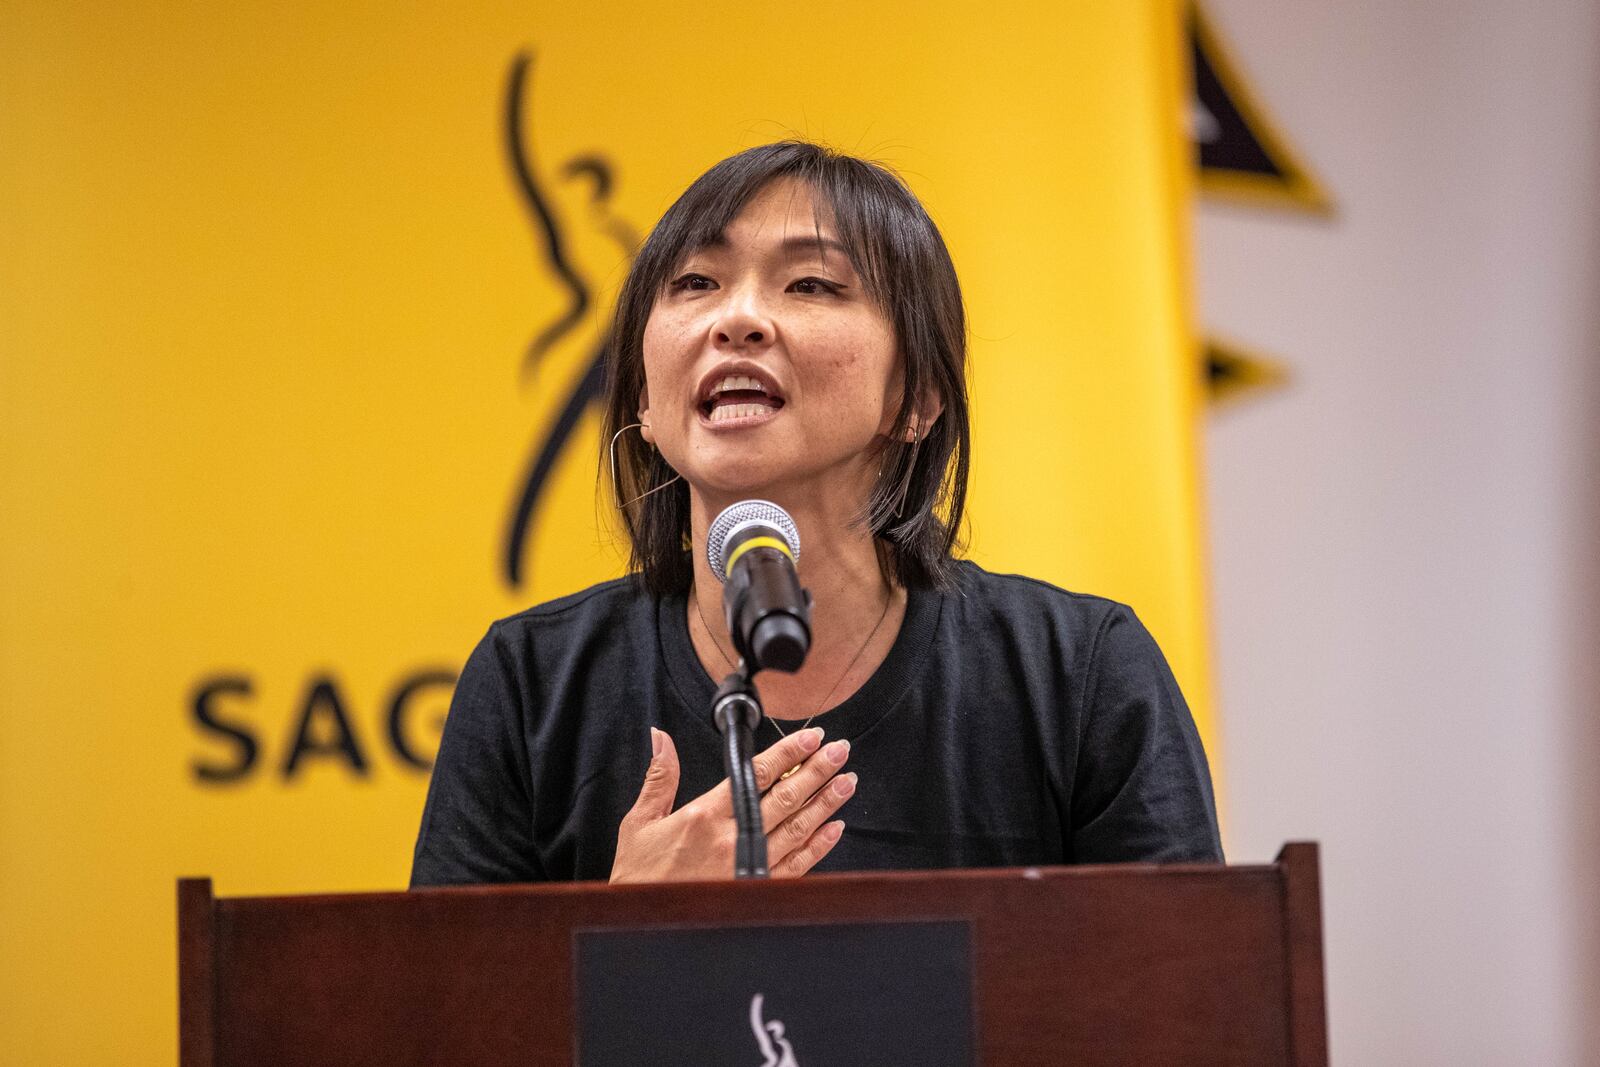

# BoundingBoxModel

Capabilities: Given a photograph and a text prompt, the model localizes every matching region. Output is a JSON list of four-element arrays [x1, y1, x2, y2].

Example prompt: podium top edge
[[191, 847, 1317, 906]]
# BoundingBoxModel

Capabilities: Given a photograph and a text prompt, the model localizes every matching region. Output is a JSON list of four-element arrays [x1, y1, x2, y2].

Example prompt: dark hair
[[601, 141, 970, 595]]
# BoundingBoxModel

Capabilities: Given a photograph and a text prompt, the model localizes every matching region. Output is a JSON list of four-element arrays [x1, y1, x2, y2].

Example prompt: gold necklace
[[693, 585, 894, 768]]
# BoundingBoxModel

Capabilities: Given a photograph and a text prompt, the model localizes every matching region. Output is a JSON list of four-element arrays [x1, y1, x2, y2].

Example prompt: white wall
[[1196, 1, 1600, 1063]]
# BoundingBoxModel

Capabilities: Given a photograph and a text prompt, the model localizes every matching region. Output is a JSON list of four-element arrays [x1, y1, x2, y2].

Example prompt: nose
[[710, 287, 775, 351]]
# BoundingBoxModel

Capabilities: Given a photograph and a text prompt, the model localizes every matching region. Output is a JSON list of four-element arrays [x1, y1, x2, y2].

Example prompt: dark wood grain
[[1278, 842, 1330, 1066], [181, 849, 1328, 1066], [177, 878, 216, 1067]]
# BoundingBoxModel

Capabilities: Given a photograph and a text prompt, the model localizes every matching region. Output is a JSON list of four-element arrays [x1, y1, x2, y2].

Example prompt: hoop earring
[[608, 422, 683, 510], [891, 438, 920, 518]]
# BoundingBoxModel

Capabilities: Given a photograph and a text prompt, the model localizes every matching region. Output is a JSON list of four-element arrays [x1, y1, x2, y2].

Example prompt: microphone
[[707, 500, 812, 673]]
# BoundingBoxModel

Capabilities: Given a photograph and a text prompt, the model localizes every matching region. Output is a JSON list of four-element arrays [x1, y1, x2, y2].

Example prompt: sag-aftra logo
[[183, 50, 625, 787]]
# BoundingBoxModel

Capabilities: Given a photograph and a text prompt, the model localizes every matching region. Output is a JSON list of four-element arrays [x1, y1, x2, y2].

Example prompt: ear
[[902, 390, 944, 442], [637, 388, 655, 446]]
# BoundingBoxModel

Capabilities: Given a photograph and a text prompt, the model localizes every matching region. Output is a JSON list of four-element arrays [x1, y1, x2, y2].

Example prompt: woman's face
[[639, 178, 900, 507]]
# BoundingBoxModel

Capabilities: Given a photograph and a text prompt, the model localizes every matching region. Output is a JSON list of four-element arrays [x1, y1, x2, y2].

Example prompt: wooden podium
[[178, 842, 1326, 1065]]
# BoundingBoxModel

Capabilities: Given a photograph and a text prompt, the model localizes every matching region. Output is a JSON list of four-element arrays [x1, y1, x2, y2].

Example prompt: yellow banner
[[0, 2, 1210, 1060]]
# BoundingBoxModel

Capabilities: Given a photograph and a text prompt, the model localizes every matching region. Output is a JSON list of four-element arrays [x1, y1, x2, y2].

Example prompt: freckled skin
[[638, 178, 902, 506]]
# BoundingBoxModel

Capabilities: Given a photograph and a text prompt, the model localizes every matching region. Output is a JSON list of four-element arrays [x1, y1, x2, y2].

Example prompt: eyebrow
[[695, 233, 851, 260], [777, 234, 850, 259]]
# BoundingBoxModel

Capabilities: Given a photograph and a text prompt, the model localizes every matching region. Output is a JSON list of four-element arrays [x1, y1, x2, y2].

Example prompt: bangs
[[640, 148, 904, 309]]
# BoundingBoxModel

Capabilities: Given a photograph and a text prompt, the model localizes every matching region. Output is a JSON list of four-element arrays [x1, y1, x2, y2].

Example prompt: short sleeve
[[410, 623, 545, 886], [1070, 605, 1223, 864]]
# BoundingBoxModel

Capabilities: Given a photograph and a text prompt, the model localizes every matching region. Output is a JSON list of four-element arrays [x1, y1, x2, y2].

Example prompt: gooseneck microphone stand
[[712, 665, 767, 879]]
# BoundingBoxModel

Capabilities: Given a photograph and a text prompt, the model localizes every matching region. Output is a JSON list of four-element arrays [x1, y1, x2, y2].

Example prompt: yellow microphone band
[[724, 535, 794, 577]]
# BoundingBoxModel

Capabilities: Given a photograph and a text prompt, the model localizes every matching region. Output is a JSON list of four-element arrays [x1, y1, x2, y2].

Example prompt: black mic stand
[[711, 523, 811, 880], [712, 664, 768, 879]]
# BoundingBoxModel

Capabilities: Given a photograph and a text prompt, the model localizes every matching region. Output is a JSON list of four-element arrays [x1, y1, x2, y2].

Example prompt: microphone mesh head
[[707, 500, 801, 584]]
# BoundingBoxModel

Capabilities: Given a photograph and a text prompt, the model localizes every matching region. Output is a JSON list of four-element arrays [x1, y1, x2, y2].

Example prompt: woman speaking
[[411, 141, 1221, 885]]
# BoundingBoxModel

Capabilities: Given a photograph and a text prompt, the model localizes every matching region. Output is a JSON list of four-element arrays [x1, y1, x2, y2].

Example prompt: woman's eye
[[669, 273, 717, 292], [789, 277, 842, 296]]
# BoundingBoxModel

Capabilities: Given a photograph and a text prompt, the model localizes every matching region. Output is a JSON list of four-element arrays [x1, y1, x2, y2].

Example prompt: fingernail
[[650, 727, 663, 758], [833, 772, 857, 798], [801, 727, 824, 751], [825, 739, 850, 765], [823, 820, 845, 843]]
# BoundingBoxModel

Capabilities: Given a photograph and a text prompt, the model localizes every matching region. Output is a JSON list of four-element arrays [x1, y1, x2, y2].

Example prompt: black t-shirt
[[410, 560, 1221, 885]]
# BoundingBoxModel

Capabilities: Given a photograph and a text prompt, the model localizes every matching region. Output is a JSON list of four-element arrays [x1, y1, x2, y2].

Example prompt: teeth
[[708, 403, 773, 423], [710, 374, 768, 397]]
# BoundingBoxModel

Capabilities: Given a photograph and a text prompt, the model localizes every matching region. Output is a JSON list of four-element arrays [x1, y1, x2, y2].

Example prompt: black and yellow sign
[[1186, 3, 1336, 406], [1190, 3, 1333, 214]]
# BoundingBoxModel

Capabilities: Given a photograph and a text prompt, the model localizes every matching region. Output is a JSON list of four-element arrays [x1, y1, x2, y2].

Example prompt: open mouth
[[698, 373, 786, 424]]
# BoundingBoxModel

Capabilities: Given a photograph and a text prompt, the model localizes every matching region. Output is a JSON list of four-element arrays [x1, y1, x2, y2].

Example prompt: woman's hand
[[609, 726, 856, 883]]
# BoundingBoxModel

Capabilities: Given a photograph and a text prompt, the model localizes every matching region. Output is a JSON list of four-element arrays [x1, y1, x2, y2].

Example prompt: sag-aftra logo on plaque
[[575, 920, 974, 1065]]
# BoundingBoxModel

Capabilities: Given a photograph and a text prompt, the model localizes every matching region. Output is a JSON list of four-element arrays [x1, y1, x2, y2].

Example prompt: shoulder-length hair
[[601, 141, 970, 596]]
